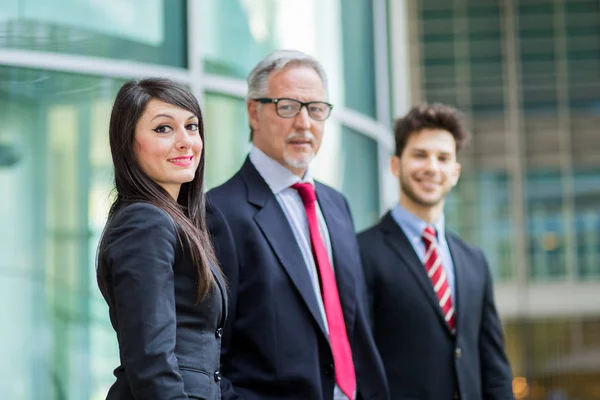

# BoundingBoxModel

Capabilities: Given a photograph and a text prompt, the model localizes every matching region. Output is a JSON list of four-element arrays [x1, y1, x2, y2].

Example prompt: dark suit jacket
[[358, 212, 514, 400], [97, 202, 228, 400], [206, 158, 389, 400]]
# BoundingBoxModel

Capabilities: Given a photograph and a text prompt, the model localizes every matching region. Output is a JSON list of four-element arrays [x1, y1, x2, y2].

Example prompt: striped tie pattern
[[422, 226, 456, 332]]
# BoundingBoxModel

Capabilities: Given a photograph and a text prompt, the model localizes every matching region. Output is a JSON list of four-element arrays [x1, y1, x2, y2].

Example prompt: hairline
[[246, 51, 329, 101]]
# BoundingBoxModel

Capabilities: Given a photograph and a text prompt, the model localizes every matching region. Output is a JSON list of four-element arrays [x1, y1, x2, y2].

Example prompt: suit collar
[[210, 262, 228, 328], [315, 183, 357, 339], [446, 234, 470, 335], [240, 157, 270, 208], [241, 159, 329, 337], [248, 146, 316, 194], [379, 212, 455, 336], [390, 202, 447, 244]]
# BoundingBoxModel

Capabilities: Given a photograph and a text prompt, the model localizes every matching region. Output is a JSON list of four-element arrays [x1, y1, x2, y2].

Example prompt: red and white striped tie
[[422, 226, 456, 332]]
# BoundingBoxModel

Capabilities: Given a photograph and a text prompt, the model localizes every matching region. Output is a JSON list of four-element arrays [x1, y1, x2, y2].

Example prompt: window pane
[[339, 127, 379, 231], [504, 317, 600, 399], [199, 0, 347, 110], [527, 171, 567, 281], [446, 171, 515, 281], [0, 0, 186, 67], [203, 93, 249, 189], [340, 0, 376, 117], [0, 66, 121, 399], [573, 169, 600, 279]]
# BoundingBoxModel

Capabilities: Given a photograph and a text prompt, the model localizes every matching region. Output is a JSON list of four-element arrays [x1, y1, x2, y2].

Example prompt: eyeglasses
[[254, 97, 333, 121]]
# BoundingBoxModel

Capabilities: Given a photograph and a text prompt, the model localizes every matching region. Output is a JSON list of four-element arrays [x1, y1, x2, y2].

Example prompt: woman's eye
[[186, 123, 199, 132], [153, 125, 172, 134]]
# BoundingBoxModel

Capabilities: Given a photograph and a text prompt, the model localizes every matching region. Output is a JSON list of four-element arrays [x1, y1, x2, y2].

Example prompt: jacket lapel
[[446, 233, 470, 336], [210, 262, 229, 328], [240, 159, 328, 337], [315, 183, 357, 339], [379, 212, 453, 335]]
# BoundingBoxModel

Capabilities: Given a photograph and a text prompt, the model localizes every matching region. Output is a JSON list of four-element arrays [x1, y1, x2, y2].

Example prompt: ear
[[247, 100, 259, 131], [390, 155, 401, 179], [450, 161, 462, 187]]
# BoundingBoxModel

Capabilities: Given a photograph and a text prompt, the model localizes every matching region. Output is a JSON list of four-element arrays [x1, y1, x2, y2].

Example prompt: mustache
[[285, 132, 315, 144]]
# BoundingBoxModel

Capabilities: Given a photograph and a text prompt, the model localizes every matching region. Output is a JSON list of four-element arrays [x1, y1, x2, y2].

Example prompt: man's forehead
[[407, 130, 457, 153]]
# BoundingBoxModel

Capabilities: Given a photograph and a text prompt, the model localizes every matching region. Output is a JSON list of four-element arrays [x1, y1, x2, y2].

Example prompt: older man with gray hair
[[206, 50, 389, 400]]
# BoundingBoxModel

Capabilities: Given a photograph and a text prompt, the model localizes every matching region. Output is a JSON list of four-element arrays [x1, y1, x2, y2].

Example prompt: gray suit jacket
[[97, 202, 228, 399]]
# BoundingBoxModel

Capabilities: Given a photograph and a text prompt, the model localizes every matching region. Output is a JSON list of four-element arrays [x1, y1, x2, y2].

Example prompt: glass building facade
[[401, 0, 600, 398], [0, 0, 391, 398]]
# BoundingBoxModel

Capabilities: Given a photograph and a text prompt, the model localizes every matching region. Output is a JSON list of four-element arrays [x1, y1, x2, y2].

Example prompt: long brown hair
[[98, 77, 218, 301]]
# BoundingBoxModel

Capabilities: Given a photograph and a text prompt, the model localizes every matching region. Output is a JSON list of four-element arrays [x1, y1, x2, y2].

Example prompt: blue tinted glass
[[0, 0, 186, 67], [526, 171, 567, 280], [0, 66, 122, 399], [340, 0, 376, 117], [446, 171, 514, 281], [341, 126, 379, 231], [203, 93, 250, 189]]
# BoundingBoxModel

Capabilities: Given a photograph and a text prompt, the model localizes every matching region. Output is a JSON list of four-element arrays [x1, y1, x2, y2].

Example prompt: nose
[[176, 127, 193, 149], [424, 155, 440, 170], [293, 106, 311, 130]]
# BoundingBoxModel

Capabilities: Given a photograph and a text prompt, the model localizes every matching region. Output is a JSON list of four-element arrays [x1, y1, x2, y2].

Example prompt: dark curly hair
[[393, 103, 471, 156]]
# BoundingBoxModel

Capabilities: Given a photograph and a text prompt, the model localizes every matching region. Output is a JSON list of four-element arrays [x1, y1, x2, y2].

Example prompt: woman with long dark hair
[[97, 78, 227, 399]]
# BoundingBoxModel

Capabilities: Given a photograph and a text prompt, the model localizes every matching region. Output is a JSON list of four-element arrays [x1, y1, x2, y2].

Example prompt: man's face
[[248, 65, 326, 176], [391, 128, 461, 211]]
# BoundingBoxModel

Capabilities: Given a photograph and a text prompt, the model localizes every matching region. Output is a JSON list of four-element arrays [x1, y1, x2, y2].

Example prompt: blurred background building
[[0, 0, 598, 399]]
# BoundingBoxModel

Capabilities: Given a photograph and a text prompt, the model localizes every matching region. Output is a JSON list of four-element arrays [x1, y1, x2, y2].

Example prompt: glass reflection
[[0, 0, 186, 67], [0, 66, 121, 400]]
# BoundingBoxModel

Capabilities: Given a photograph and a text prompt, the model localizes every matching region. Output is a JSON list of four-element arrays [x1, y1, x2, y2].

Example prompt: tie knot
[[291, 182, 317, 205], [422, 226, 437, 245]]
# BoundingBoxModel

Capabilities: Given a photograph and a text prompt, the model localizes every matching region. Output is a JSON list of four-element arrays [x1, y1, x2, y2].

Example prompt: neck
[[252, 143, 308, 179], [399, 196, 444, 225], [165, 185, 180, 201]]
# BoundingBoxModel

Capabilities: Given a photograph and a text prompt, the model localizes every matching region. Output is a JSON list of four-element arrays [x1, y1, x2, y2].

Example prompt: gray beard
[[283, 152, 315, 170]]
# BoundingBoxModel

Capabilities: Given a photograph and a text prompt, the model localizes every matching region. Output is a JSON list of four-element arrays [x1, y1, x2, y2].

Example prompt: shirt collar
[[249, 145, 315, 194], [390, 202, 446, 242]]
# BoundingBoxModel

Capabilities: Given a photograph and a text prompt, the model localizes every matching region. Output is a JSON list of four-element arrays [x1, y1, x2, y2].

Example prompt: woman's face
[[133, 98, 202, 200]]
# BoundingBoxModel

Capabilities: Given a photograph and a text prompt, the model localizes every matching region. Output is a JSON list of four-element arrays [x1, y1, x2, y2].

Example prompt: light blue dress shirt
[[249, 146, 353, 400], [390, 203, 456, 302]]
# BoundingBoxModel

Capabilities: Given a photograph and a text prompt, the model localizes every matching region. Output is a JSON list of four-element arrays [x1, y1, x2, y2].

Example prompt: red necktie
[[292, 182, 356, 399], [422, 226, 456, 332]]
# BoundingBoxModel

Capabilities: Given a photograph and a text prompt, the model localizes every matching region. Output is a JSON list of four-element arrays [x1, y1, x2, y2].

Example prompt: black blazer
[[206, 158, 389, 400], [358, 212, 514, 400], [97, 202, 228, 400]]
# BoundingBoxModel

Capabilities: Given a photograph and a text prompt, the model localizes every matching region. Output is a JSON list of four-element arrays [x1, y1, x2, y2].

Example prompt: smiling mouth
[[168, 156, 193, 165], [417, 180, 440, 188]]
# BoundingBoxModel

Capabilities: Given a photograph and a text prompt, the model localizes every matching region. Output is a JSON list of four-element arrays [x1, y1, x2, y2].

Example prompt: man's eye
[[153, 125, 173, 134], [187, 123, 199, 132], [279, 105, 293, 111]]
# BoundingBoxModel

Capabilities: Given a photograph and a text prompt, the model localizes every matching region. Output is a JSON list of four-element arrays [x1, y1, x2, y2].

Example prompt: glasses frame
[[253, 97, 333, 121]]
